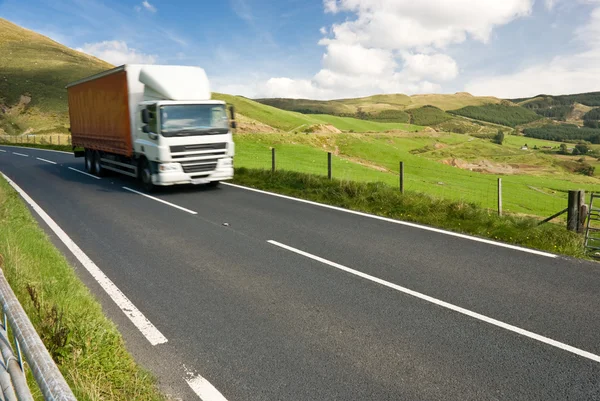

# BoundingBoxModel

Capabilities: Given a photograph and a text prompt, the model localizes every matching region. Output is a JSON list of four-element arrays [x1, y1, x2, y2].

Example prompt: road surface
[[1, 145, 600, 400]]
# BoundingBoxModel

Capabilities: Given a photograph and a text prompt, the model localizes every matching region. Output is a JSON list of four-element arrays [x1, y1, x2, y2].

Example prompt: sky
[[1, 0, 600, 100]]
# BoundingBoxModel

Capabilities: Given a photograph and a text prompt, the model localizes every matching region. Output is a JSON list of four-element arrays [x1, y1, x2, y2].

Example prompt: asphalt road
[[1, 145, 600, 401]]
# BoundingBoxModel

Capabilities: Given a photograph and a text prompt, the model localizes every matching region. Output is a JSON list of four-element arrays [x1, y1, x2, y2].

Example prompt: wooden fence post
[[399, 161, 404, 194], [567, 190, 584, 232], [271, 148, 276, 173], [327, 152, 332, 180], [498, 178, 502, 217]]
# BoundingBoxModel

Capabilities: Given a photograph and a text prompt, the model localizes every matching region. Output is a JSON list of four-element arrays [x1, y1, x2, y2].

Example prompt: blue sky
[[2, 0, 600, 99]]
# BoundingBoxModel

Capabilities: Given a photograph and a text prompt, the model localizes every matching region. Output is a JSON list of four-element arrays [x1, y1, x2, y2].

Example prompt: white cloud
[[319, 26, 327, 35], [76, 41, 157, 65], [253, 0, 532, 99], [142, 0, 156, 13], [465, 1, 600, 97]]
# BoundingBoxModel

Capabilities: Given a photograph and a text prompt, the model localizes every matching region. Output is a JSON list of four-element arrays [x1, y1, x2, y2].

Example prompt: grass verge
[[0, 176, 166, 401], [231, 168, 585, 258]]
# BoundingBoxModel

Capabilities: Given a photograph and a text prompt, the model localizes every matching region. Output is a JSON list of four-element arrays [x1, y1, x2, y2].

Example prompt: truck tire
[[93, 151, 105, 177], [138, 158, 155, 193], [85, 149, 96, 174], [207, 181, 220, 188]]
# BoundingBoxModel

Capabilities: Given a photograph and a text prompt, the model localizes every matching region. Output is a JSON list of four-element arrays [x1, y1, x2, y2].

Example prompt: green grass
[[233, 132, 600, 218], [232, 168, 585, 258], [309, 114, 423, 132], [450, 104, 542, 127], [0, 177, 167, 401]]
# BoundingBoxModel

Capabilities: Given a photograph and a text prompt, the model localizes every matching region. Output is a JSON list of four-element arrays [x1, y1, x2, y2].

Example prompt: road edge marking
[[123, 187, 198, 215], [268, 240, 600, 364], [36, 157, 57, 165], [0, 172, 168, 345], [68, 167, 100, 180], [223, 183, 557, 259]]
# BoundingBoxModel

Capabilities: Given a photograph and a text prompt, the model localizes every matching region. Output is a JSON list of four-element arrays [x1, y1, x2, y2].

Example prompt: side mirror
[[142, 125, 150, 133], [141, 109, 149, 124], [231, 121, 237, 129]]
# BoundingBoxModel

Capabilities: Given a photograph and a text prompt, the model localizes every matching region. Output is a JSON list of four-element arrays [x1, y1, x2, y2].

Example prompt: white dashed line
[[122, 187, 198, 215], [12, 152, 28, 157], [68, 167, 100, 180], [268, 240, 600, 364], [223, 183, 557, 259], [36, 157, 57, 165]]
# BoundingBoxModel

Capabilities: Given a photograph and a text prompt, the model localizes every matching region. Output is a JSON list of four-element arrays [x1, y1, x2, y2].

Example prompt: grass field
[[0, 176, 166, 401], [233, 132, 600, 218]]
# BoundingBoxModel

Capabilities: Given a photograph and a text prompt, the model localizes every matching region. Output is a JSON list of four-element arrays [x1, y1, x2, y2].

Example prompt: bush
[[493, 130, 505, 145]]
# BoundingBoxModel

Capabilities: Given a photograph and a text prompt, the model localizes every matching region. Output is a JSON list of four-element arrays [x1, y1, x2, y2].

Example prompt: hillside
[[256, 92, 502, 122], [0, 18, 113, 134]]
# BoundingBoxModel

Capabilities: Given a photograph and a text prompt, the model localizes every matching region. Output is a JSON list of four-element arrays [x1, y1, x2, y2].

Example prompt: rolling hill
[[0, 18, 113, 134]]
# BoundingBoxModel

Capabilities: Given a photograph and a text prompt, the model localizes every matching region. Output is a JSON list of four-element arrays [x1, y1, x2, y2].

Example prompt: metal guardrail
[[0, 268, 77, 401]]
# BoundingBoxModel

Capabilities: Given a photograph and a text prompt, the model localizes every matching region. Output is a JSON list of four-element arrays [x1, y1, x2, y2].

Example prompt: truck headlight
[[159, 163, 181, 172]]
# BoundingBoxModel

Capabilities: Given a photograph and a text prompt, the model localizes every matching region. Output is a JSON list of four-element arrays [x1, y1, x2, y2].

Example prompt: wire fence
[[0, 133, 594, 220], [235, 145, 600, 221]]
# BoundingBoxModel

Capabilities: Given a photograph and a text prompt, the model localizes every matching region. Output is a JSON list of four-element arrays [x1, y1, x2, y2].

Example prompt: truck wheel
[[139, 159, 155, 192], [85, 149, 96, 174], [207, 181, 220, 188], [93, 151, 105, 177]]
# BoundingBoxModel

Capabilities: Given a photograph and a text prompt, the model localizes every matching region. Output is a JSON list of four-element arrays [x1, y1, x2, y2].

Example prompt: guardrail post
[[327, 152, 332, 180]]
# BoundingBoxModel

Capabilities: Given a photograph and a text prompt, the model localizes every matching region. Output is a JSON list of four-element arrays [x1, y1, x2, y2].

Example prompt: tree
[[559, 143, 568, 154], [574, 143, 589, 155], [356, 107, 367, 120], [493, 130, 505, 145]]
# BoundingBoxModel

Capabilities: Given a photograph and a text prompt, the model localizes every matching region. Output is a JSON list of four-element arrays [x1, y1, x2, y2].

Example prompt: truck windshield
[[160, 104, 228, 136]]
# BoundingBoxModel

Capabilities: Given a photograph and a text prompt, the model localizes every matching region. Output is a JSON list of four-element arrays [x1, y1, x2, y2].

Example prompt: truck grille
[[170, 143, 226, 153], [181, 160, 218, 174]]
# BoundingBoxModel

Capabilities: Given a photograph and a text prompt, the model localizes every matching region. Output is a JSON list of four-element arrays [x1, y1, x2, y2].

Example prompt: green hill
[[212, 93, 422, 133], [255, 92, 502, 123], [0, 18, 113, 134], [511, 92, 600, 107]]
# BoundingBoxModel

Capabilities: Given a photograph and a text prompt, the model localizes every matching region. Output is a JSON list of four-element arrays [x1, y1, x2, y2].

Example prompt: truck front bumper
[[151, 158, 234, 186]]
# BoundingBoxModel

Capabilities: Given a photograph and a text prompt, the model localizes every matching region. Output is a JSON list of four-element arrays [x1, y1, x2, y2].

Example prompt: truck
[[66, 64, 235, 191]]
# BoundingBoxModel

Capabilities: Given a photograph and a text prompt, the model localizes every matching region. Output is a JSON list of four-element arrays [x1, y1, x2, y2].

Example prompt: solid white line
[[224, 183, 556, 258], [36, 157, 57, 165], [0, 145, 71, 154], [186, 374, 228, 401], [68, 167, 100, 180], [12, 152, 28, 157], [268, 240, 600, 364], [122, 187, 198, 215], [0, 172, 168, 345], [0, 149, 6, 152]]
